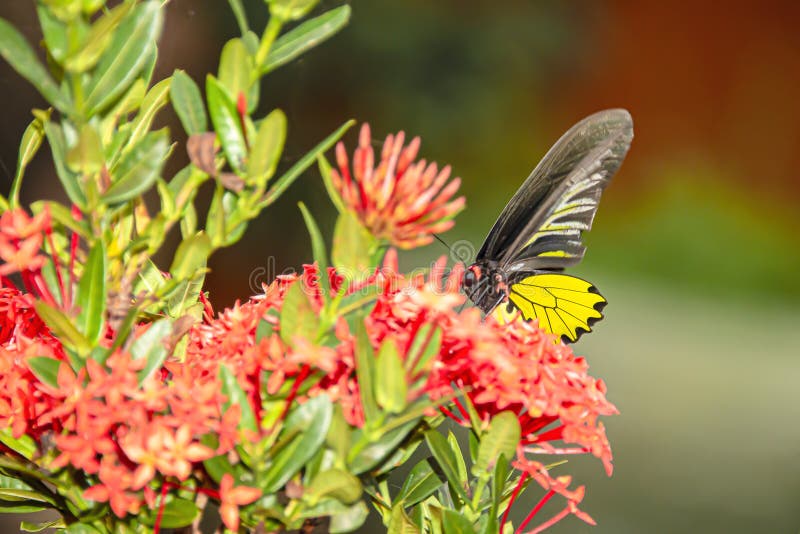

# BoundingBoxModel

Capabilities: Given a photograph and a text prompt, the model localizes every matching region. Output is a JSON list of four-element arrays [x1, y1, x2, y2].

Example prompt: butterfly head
[[463, 262, 508, 315]]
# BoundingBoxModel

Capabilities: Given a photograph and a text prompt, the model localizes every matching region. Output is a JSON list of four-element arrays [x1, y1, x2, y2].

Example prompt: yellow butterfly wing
[[494, 273, 606, 343]]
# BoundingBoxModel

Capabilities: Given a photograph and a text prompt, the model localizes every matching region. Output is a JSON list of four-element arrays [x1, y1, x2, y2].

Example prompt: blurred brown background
[[1, 1, 799, 532]]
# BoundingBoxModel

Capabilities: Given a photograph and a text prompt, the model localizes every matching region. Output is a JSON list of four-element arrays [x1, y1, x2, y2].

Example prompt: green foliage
[[0, 2, 539, 533]]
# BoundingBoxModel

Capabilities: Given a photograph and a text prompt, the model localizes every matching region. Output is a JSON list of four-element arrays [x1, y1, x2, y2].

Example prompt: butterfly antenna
[[433, 233, 452, 252]]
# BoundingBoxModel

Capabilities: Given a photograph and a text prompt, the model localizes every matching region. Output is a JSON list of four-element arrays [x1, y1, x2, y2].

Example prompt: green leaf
[[130, 318, 172, 383], [20, 518, 65, 532], [490, 454, 510, 519], [127, 77, 172, 149], [268, 0, 320, 21], [262, 395, 333, 492], [66, 123, 104, 174], [396, 459, 443, 509], [325, 404, 350, 463], [206, 74, 246, 173], [64, 2, 133, 73], [424, 431, 470, 503], [260, 119, 354, 208], [171, 70, 208, 135], [263, 5, 351, 74], [297, 202, 330, 297], [43, 121, 86, 208], [100, 78, 146, 147], [332, 210, 379, 285], [388, 504, 421, 534], [63, 524, 104, 534], [304, 469, 362, 506], [218, 38, 251, 101], [227, 0, 250, 35], [27, 356, 61, 390], [279, 280, 320, 346], [448, 431, 468, 489], [353, 321, 378, 423], [220, 363, 257, 432], [10, 114, 48, 208], [0, 17, 70, 111], [34, 301, 90, 354], [442, 509, 476, 534], [255, 310, 279, 342], [84, 2, 164, 115], [318, 155, 345, 214], [169, 232, 211, 280], [247, 109, 286, 189], [36, 6, 67, 63], [473, 411, 520, 477], [375, 339, 407, 414], [141, 496, 198, 528], [103, 129, 169, 204], [348, 416, 420, 475], [0, 430, 37, 461], [407, 324, 442, 376], [329, 501, 369, 534]]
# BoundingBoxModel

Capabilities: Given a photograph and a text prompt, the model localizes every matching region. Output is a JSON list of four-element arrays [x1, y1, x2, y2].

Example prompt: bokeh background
[[1, 1, 799, 532]]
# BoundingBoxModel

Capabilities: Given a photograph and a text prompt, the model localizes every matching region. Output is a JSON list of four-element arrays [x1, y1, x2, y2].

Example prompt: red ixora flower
[[331, 123, 465, 248]]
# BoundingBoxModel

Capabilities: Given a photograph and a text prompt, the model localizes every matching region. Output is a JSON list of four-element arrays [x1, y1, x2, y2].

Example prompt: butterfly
[[463, 109, 633, 343]]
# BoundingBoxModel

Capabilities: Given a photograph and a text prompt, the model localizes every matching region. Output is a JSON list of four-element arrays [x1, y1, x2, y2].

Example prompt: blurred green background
[[1, 1, 799, 532]]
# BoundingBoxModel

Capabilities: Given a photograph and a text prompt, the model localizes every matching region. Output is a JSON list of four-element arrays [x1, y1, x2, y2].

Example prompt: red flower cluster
[[0, 207, 616, 532], [185, 251, 616, 530], [331, 123, 465, 248]]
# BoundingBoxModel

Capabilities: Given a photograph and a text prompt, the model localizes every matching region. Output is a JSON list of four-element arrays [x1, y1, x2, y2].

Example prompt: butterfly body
[[466, 109, 633, 342]]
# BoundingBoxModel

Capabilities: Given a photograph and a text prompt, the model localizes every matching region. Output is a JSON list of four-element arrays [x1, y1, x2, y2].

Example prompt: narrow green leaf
[[491, 454, 510, 518], [255, 311, 279, 342], [375, 339, 407, 414], [31, 201, 89, 238], [441, 509, 475, 534], [262, 395, 333, 492], [348, 416, 420, 475], [473, 411, 521, 477], [448, 432, 468, 490], [20, 518, 65, 532], [354, 321, 378, 423], [424, 431, 470, 503], [279, 280, 320, 346], [64, 2, 133, 73], [34, 301, 90, 354], [206, 74, 246, 173], [171, 70, 207, 135], [0, 17, 70, 111], [407, 324, 442, 375], [218, 38, 251, 101], [332, 210, 379, 285], [0, 430, 37, 461], [130, 318, 172, 383], [263, 5, 351, 74], [169, 233, 211, 280], [11, 115, 48, 208], [318, 155, 345, 214], [260, 119, 355, 208], [227, 0, 250, 35], [297, 201, 330, 297], [396, 460, 443, 509], [304, 469, 362, 506], [36, 6, 67, 63], [100, 78, 146, 148], [26, 357, 62, 389], [219, 363, 257, 432], [84, 2, 164, 114], [127, 77, 172, 149], [103, 129, 169, 204], [75, 247, 109, 340], [44, 121, 86, 208], [247, 108, 286, 189]]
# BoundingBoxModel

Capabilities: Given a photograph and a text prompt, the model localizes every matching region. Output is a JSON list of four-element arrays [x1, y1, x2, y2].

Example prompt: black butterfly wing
[[475, 109, 633, 271]]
